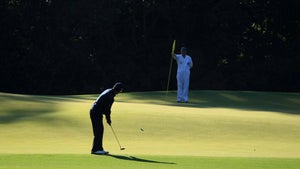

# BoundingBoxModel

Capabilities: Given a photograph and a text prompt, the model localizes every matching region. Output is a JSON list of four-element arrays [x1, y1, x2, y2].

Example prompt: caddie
[[173, 47, 193, 103]]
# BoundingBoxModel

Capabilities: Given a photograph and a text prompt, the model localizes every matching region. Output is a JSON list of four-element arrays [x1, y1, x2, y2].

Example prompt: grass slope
[[0, 90, 300, 168]]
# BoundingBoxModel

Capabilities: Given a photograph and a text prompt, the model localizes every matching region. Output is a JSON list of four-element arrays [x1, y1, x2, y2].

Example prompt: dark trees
[[0, 0, 299, 94]]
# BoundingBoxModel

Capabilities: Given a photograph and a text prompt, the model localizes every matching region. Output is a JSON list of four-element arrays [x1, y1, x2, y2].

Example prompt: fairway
[[0, 90, 300, 169]]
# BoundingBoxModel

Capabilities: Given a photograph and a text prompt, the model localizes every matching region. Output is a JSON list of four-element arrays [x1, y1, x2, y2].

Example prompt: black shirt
[[91, 89, 115, 122]]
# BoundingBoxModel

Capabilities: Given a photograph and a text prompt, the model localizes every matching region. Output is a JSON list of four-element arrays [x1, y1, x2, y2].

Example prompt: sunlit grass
[[1, 154, 300, 169], [0, 91, 299, 157]]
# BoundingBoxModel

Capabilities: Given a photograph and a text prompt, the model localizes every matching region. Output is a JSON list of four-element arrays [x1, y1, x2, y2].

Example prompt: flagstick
[[166, 40, 176, 96]]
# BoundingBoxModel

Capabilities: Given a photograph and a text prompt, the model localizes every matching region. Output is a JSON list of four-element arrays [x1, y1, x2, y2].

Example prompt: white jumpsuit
[[174, 54, 193, 102]]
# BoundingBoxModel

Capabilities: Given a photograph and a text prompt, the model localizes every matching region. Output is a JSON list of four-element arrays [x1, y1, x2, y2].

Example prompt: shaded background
[[0, 0, 299, 94]]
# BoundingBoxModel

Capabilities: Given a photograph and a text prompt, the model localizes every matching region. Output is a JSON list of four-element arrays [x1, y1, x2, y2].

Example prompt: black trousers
[[90, 110, 104, 152]]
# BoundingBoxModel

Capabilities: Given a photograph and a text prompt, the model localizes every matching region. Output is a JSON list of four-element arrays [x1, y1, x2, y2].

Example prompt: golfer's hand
[[107, 119, 112, 126]]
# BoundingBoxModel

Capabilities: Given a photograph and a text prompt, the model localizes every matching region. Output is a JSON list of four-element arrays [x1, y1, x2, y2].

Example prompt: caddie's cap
[[181, 47, 187, 52]]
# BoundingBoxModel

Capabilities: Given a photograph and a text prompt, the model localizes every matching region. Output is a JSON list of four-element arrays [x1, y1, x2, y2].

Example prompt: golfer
[[173, 47, 193, 103], [90, 82, 124, 155]]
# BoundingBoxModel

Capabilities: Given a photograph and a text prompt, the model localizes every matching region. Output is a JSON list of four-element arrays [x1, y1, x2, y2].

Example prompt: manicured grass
[[0, 90, 299, 168], [1, 154, 300, 169]]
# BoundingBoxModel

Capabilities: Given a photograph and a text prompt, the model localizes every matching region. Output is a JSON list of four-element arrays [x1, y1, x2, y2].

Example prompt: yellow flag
[[171, 40, 176, 55]]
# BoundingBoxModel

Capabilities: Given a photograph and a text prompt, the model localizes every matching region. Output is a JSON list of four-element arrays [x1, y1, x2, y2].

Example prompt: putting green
[[0, 90, 299, 158], [1, 154, 300, 169]]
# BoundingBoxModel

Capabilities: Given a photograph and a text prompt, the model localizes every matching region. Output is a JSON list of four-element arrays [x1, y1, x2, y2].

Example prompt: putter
[[110, 125, 125, 150]]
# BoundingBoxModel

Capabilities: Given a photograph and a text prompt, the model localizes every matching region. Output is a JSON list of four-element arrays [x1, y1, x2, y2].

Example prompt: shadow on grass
[[106, 154, 176, 164], [0, 92, 89, 103], [0, 109, 56, 124], [116, 90, 300, 115], [0, 93, 73, 124]]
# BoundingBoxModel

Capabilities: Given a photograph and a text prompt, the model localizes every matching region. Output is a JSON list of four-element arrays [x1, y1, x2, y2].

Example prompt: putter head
[[120, 148, 125, 150]]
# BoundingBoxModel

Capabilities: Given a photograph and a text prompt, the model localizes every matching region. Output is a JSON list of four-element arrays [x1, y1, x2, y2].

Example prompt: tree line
[[0, 0, 299, 94]]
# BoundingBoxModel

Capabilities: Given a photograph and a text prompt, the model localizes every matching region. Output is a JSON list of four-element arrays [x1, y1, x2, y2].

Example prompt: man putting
[[90, 82, 124, 155], [174, 47, 193, 103]]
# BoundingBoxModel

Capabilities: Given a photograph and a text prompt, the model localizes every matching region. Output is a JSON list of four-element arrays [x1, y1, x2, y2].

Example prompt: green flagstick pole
[[166, 40, 176, 96]]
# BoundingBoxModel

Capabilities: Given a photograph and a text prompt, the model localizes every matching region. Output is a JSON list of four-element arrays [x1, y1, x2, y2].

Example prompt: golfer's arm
[[105, 112, 111, 123], [105, 101, 114, 123]]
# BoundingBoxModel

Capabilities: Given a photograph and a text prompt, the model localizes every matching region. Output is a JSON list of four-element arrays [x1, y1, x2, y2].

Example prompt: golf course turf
[[0, 90, 300, 169]]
